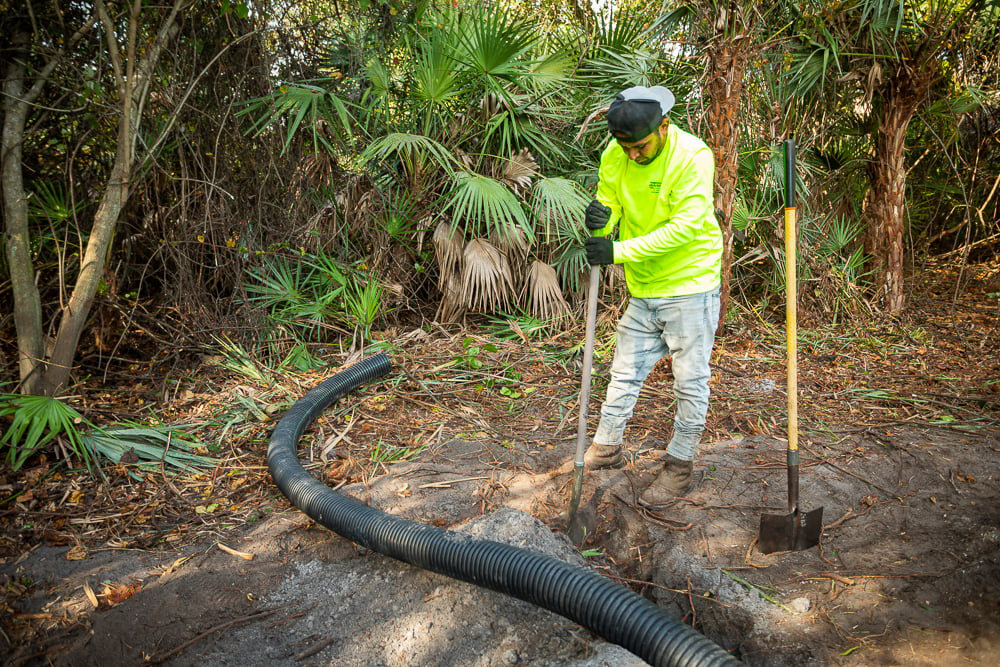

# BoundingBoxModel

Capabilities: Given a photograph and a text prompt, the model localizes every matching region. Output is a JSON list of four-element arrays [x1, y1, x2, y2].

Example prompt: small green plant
[[369, 439, 428, 463], [281, 343, 325, 371], [214, 335, 275, 384], [0, 393, 93, 472], [485, 310, 561, 341], [243, 251, 348, 341], [342, 273, 385, 341], [454, 337, 497, 370], [580, 548, 602, 558]]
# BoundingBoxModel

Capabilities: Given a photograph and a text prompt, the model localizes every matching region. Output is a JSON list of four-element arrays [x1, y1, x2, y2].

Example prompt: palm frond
[[361, 133, 458, 176], [529, 176, 589, 242], [449, 6, 539, 87], [443, 171, 533, 242], [460, 238, 514, 312], [240, 82, 355, 155], [502, 148, 539, 194], [433, 220, 465, 290], [522, 260, 570, 321], [0, 394, 93, 472], [435, 270, 466, 323], [81, 425, 216, 477]]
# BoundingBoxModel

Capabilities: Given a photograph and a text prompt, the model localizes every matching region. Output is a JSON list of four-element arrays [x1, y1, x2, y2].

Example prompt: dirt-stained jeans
[[593, 287, 720, 461]]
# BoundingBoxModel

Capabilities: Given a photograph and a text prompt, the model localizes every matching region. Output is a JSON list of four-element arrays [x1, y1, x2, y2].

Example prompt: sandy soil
[[3, 274, 1000, 666], [4, 413, 998, 666]]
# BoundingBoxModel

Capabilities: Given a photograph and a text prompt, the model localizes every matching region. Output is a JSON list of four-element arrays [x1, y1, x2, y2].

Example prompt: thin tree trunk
[[38, 0, 187, 395], [2, 44, 46, 394]]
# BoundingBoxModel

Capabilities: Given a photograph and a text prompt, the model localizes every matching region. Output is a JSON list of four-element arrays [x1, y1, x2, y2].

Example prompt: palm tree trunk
[[865, 82, 925, 315], [704, 40, 746, 333]]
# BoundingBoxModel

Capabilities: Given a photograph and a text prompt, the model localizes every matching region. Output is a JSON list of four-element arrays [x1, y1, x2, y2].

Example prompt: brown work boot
[[583, 443, 623, 469], [639, 455, 693, 507]]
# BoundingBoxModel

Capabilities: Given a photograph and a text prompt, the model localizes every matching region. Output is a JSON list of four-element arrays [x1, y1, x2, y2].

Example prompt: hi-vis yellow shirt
[[594, 124, 722, 298]]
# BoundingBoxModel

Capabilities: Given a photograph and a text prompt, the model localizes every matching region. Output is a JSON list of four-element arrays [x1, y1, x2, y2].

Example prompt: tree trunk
[[703, 40, 746, 334], [40, 1, 186, 395], [2, 44, 46, 394], [865, 81, 924, 315], [1, 3, 185, 395]]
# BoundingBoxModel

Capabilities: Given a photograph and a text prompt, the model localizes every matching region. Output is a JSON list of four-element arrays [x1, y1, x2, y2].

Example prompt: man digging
[[582, 85, 723, 507]]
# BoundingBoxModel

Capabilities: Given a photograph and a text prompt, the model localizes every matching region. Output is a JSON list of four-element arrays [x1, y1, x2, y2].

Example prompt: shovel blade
[[757, 507, 824, 554]]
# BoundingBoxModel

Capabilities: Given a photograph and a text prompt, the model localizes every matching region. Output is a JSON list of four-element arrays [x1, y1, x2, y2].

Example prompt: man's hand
[[585, 237, 614, 265], [585, 200, 612, 231]]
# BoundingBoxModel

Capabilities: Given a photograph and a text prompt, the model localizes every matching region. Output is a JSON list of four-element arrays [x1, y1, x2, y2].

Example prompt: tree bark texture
[[2, 44, 46, 394], [865, 71, 930, 315], [704, 41, 747, 334]]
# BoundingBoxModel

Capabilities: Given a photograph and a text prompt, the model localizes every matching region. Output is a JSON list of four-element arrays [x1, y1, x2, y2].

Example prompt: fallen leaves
[[65, 544, 87, 561], [217, 542, 254, 560]]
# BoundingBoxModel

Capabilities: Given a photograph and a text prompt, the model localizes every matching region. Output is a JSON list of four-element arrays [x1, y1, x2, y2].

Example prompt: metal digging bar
[[565, 261, 601, 543]]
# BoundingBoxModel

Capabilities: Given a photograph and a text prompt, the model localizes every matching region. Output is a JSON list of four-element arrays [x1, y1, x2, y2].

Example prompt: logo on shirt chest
[[648, 181, 662, 194]]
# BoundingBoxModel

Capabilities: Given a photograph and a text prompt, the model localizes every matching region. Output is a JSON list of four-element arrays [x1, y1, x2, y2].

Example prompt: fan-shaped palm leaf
[[523, 260, 570, 321], [530, 176, 589, 242], [502, 148, 538, 194], [435, 270, 466, 323], [242, 83, 354, 155], [433, 220, 465, 290], [448, 6, 539, 89], [490, 223, 530, 271], [361, 133, 458, 176], [443, 171, 533, 242], [460, 238, 514, 312]]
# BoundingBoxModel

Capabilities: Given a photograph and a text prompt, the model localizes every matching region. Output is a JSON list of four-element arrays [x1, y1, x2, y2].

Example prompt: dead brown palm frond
[[435, 270, 466, 323], [460, 238, 514, 313], [523, 260, 570, 322], [433, 220, 464, 291], [489, 222, 531, 269], [503, 148, 539, 195]]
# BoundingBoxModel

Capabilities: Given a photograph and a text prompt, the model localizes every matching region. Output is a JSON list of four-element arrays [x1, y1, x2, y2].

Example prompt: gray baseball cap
[[607, 86, 675, 143]]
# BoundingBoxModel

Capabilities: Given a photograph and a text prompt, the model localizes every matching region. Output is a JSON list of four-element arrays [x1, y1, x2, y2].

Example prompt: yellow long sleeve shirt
[[594, 124, 723, 298]]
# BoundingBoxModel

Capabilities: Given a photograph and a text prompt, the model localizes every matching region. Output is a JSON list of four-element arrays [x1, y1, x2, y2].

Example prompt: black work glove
[[584, 237, 614, 265], [585, 200, 612, 231]]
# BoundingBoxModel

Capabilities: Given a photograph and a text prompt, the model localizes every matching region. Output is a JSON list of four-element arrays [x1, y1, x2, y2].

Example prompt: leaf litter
[[0, 265, 998, 665]]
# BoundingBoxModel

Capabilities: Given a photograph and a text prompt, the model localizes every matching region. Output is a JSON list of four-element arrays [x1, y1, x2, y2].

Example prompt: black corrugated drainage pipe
[[267, 352, 740, 667]]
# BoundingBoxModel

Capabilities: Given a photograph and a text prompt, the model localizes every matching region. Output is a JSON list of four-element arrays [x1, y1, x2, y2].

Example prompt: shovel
[[564, 261, 601, 543], [758, 139, 824, 554]]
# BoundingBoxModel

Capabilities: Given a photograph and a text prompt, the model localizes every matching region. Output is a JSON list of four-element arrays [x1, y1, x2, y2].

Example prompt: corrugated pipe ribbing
[[267, 352, 740, 667]]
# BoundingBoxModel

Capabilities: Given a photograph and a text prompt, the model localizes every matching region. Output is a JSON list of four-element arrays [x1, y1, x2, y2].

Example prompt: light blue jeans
[[593, 288, 720, 461]]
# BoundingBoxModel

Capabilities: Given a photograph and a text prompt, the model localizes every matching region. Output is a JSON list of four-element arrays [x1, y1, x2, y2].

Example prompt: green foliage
[[453, 337, 498, 370], [0, 394, 215, 477], [243, 251, 349, 341], [343, 274, 386, 340], [0, 394, 93, 472], [81, 423, 216, 478], [213, 335, 276, 384], [443, 172, 533, 241], [369, 438, 428, 463]]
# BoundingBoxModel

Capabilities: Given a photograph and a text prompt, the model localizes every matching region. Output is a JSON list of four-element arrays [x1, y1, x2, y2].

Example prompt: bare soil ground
[[2, 265, 999, 666]]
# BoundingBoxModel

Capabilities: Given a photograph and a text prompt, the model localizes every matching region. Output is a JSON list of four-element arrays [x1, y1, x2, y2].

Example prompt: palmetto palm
[[252, 3, 592, 324], [786, 0, 994, 313]]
